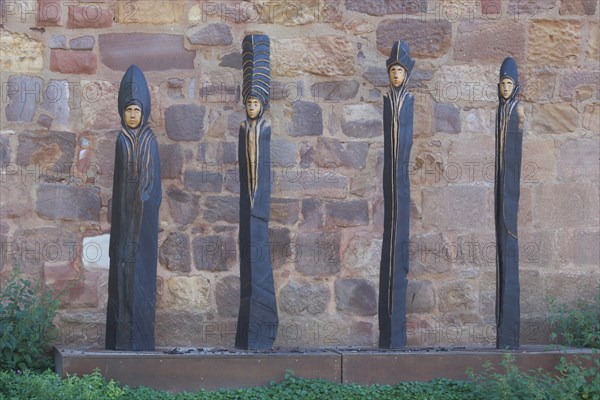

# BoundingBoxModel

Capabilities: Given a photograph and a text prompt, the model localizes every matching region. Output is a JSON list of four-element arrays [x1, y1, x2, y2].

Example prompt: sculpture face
[[499, 77, 515, 100], [246, 97, 262, 120], [389, 65, 406, 88], [124, 105, 142, 129]]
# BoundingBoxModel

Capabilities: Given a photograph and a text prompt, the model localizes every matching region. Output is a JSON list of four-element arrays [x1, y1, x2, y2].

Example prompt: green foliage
[[548, 285, 600, 349], [0, 268, 60, 371], [468, 352, 600, 400], [0, 369, 479, 400]]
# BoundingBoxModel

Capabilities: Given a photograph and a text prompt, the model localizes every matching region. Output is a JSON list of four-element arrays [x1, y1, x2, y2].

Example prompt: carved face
[[124, 105, 142, 129], [246, 97, 262, 120], [499, 77, 515, 100], [389, 65, 406, 88]]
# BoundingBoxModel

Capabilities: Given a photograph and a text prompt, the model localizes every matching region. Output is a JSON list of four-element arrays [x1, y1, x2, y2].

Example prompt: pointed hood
[[242, 34, 270, 114], [118, 64, 151, 128], [499, 57, 518, 85], [498, 57, 520, 102], [386, 40, 415, 76]]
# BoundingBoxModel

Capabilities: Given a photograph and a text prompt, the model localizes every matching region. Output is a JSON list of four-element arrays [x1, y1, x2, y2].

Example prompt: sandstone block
[[159, 232, 191, 272]]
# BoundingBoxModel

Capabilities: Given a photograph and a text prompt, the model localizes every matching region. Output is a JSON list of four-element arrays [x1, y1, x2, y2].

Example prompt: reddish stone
[[44, 263, 79, 284], [455, 21, 525, 63], [67, 5, 113, 29], [325, 200, 369, 228], [37, 0, 64, 26], [559, 70, 599, 100], [481, 0, 501, 14], [560, 0, 596, 14], [50, 50, 97, 75], [335, 278, 377, 316], [377, 19, 452, 58], [215, 275, 240, 318], [271, 198, 300, 225], [99, 33, 195, 71]]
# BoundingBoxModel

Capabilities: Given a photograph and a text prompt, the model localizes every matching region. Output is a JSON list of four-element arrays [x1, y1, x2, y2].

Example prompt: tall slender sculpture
[[495, 57, 524, 350], [106, 65, 162, 351], [378, 41, 415, 349], [235, 34, 278, 350]]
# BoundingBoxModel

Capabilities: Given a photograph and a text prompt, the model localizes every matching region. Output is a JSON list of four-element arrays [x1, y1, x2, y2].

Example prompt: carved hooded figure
[[106, 64, 162, 351], [235, 34, 278, 350], [379, 40, 415, 349], [495, 57, 524, 350]]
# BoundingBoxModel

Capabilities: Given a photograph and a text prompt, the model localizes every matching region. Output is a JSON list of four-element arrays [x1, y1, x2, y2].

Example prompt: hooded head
[[242, 34, 270, 119], [118, 65, 151, 130], [498, 57, 519, 100], [386, 40, 415, 88]]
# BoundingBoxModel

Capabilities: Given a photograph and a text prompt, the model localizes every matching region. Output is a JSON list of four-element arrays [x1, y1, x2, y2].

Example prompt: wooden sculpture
[[495, 57, 524, 350], [235, 34, 279, 350], [106, 65, 162, 351], [379, 41, 415, 349]]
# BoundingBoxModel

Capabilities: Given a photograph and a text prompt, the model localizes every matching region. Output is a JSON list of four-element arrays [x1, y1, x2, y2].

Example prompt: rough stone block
[[159, 144, 183, 180], [67, 5, 113, 28], [335, 278, 377, 316], [69, 36, 95, 50], [216, 275, 240, 318], [434, 102, 461, 134], [99, 33, 195, 71], [5, 75, 43, 122], [280, 281, 330, 315], [290, 101, 323, 136], [166, 185, 200, 226], [186, 23, 232, 45], [37, 0, 63, 26], [439, 281, 476, 313], [272, 36, 355, 77], [572, 230, 600, 266], [407, 280, 435, 314], [16, 130, 77, 177], [50, 50, 97, 75], [159, 232, 191, 273], [533, 183, 599, 229], [341, 104, 382, 138], [193, 235, 236, 271], [559, 0, 597, 14], [528, 20, 582, 66], [166, 276, 211, 309], [421, 186, 490, 230], [531, 103, 579, 134], [377, 19, 451, 58], [37, 183, 101, 221], [301, 198, 323, 230], [311, 80, 359, 101], [184, 170, 222, 193], [269, 227, 292, 269], [314, 137, 368, 170], [271, 198, 300, 225], [0, 32, 43, 72], [40, 80, 70, 125], [165, 104, 206, 141], [455, 21, 525, 62], [558, 140, 599, 183], [325, 200, 369, 228], [296, 232, 341, 276]]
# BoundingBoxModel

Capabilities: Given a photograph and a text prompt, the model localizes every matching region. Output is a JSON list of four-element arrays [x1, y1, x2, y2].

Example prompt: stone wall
[[0, 0, 598, 348]]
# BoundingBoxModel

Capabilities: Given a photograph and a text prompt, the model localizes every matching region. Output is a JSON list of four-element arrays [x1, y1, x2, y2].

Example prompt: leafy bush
[[0, 268, 60, 371], [468, 353, 600, 400], [0, 369, 478, 400], [548, 285, 600, 349]]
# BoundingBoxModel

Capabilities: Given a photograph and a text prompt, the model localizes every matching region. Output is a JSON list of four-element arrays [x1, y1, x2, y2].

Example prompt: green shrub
[[468, 352, 600, 400], [548, 285, 600, 349], [0, 268, 60, 371]]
